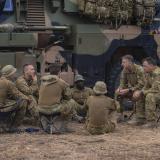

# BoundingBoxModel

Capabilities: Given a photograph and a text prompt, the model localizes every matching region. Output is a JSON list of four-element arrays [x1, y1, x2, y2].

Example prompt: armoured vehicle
[[0, 0, 160, 96]]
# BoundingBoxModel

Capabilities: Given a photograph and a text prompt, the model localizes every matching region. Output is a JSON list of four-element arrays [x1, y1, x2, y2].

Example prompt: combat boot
[[72, 114, 84, 123], [117, 114, 128, 123], [127, 117, 146, 126]]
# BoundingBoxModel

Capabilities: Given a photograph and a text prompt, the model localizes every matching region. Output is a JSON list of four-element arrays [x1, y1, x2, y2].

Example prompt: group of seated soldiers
[[0, 54, 159, 135]]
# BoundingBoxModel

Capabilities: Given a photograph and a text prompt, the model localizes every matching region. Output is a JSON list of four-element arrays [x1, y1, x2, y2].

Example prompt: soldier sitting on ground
[[115, 55, 144, 123], [85, 81, 116, 135], [38, 63, 82, 134], [0, 65, 29, 133], [71, 74, 93, 118], [131, 57, 160, 128], [16, 64, 39, 125]]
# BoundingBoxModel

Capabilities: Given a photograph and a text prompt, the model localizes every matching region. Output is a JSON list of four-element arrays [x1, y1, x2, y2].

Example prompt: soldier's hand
[[115, 88, 122, 95], [32, 75, 37, 82], [133, 90, 142, 100], [118, 89, 129, 95]]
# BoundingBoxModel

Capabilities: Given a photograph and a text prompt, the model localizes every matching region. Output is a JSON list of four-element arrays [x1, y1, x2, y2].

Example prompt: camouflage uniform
[[136, 67, 160, 122], [0, 65, 28, 131], [116, 64, 144, 116], [16, 76, 39, 121], [86, 81, 116, 135], [71, 87, 93, 117]]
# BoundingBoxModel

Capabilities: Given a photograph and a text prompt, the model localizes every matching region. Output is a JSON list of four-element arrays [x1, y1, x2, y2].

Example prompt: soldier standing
[[85, 81, 116, 135], [115, 55, 144, 122], [71, 74, 93, 117], [0, 65, 28, 132], [132, 57, 160, 128], [16, 64, 39, 124]]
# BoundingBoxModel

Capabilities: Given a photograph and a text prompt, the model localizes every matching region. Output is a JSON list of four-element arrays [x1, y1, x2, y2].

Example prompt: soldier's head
[[121, 55, 134, 70], [49, 63, 61, 75], [142, 57, 157, 73], [23, 64, 36, 80], [93, 81, 107, 95], [1, 65, 17, 81], [74, 74, 85, 90]]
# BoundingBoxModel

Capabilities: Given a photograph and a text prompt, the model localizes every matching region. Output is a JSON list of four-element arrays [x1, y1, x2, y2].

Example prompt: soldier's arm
[[30, 80, 39, 98], [59, 78, 72, 100], [109, 99, 117, 111], [142, 80, 160, 96], [130, 68, 145, 91], [84, 97, 90, 111], [8, 81, 29, 100], [63, 86, 72, 100], [16, 79, 33, 96]]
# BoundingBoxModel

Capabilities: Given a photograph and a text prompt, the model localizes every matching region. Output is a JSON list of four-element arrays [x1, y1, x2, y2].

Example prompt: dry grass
[[0, 122, 160, 160]]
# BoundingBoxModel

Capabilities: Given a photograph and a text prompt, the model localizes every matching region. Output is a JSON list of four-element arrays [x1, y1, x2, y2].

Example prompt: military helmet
[[1, 65, 17, 77], [74, 74, 84, 82], [93, 81, 107, 94]]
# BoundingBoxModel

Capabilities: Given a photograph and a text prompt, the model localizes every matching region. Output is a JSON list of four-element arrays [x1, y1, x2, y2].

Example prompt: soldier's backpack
[[134, 0, 155, 24]]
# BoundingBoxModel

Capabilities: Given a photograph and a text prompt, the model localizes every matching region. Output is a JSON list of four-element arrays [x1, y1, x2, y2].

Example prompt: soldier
[[71, 74, 93, 117], [115, 55, 144, 122], [132, 57, 160, 128], [38, 63, 81, 134], [16, 64, 39, 124], [85, 81, 116, 135], [0, 65, 28, 132]]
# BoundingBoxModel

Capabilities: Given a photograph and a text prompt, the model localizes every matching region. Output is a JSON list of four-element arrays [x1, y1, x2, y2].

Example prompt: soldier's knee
[[145, 93, 154, 102]]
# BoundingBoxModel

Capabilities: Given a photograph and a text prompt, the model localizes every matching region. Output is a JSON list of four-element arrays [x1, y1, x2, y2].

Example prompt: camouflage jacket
[[71, 87, 93, 105], [0, 76, 28, 108], [16, 75, 39, 98], [142, 67, 160, 95], [119, 64, 144, 91]]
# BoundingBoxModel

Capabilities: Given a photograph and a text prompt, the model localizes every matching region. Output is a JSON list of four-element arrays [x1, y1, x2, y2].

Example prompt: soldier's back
[[87, 95, 115, 126]]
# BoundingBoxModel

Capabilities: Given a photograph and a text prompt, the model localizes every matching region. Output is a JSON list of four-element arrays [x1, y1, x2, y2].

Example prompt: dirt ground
[[0, 122, 160, 160]]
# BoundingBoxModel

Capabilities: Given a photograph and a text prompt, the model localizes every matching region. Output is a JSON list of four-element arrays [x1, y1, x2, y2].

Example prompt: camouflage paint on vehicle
[[0, 0, 159, 95]]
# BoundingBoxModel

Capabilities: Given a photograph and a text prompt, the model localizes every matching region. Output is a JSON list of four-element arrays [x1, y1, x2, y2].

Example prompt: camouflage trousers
[[26, 96, 39, 122], [74, 101, 87, 117], [38, 99, 77, 117], [136, 93, 160, 121], [86, 120, 115, 135], [0, 99, 28, 131]]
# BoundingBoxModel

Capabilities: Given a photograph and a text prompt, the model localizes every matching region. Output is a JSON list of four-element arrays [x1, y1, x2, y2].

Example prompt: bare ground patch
[[0, 122, 160, 160]]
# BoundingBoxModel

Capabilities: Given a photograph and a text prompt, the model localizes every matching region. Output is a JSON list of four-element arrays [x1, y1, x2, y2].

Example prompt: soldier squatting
[[0, 55, 160, 135]]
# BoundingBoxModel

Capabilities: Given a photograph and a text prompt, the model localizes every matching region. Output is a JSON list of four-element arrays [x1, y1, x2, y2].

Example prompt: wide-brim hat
[[93, 81, 107, 94], [1, 65, 17, 77]]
